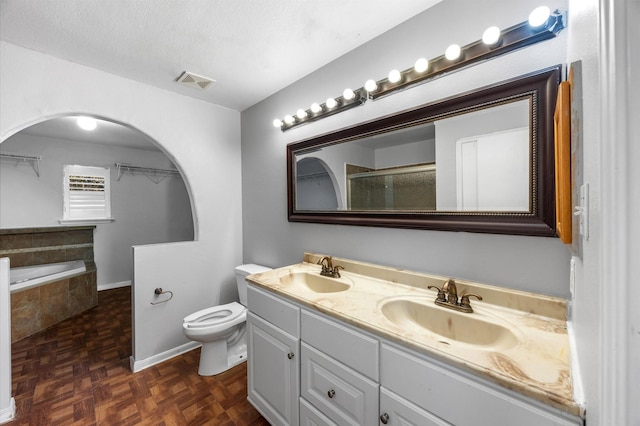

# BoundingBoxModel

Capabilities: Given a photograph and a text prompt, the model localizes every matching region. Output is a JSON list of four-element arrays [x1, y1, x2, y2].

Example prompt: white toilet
[[183, 263, 271, 376]]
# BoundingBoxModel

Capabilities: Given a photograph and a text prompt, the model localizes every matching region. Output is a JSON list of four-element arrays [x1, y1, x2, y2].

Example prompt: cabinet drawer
[[381, 343, 582, 426], [301, 309, 379, 380], [301, 342, 379, 426], [248, 284, 300, 337], [380, 387, 451, 426], [300, 398, 337, 426]]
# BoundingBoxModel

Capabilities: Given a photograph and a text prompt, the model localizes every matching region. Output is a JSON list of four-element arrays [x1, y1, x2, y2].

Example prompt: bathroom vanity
[[246, 254, 584, 426]]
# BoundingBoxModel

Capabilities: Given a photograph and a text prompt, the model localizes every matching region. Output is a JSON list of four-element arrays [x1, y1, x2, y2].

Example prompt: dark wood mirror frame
[[287, 65, 561, 236]]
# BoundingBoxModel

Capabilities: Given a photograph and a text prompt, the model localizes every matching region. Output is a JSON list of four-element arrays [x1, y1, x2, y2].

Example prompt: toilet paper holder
[[151, 287, 174, 305]]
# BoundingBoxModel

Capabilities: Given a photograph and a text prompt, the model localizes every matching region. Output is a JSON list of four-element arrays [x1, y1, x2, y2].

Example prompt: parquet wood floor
[[9, 287, 270, 425]]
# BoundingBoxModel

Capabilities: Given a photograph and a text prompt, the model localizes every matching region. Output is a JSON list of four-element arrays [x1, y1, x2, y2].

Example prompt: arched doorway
[[1, 115, 194, 345], [295, 157, 339, 210]]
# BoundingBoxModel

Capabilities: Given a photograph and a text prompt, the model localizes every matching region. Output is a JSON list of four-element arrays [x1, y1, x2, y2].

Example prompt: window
[[63, 165, 112, 221]]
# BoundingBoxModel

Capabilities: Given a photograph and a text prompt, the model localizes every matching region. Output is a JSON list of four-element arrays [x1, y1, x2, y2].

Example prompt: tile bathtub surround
[[0, 226, 95, 267], [2, 226, 98, 342], [10, 267, 97, 342]]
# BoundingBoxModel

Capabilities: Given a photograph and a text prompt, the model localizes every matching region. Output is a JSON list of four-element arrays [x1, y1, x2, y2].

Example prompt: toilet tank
[[235, 264, 272, 305]]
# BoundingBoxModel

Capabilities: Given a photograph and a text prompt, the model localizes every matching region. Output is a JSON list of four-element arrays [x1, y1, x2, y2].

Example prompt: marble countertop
[[246, 253, 582, 418]]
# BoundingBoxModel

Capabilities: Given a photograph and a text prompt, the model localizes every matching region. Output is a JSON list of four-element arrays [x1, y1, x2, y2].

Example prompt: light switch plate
[[574, 183, 589, 240]]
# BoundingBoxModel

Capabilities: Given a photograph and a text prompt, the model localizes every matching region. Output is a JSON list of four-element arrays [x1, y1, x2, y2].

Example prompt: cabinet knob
[[380, 413, 389, 424], [327, 389, 335, 398], [287, 352, 294, 360]]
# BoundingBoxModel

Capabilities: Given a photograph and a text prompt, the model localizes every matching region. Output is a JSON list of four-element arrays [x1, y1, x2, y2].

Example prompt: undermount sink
[[379, 297, 518, 350], [279, 271, 352, 293]]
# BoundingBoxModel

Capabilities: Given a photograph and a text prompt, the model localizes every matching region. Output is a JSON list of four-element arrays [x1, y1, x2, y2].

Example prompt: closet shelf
[[0, 152, 42, 177], [115, 163, 181, 184]]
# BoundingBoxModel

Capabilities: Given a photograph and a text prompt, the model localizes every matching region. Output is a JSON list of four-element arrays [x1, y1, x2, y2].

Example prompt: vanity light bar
[[368, 9, 566, 100], [273, 6, 565, 132], [277, 88, 367, 131]]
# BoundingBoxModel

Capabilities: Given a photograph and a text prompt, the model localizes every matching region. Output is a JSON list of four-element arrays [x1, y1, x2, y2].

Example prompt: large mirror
[[287, 66, 561, 236]]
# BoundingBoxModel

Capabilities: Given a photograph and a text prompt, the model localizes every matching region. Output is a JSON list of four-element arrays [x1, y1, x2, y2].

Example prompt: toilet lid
[[183, 302, 245, 328]]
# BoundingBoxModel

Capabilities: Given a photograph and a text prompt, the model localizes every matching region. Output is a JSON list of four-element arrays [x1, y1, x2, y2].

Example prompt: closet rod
[[0, 152, 42, 177], [115, 162, 181, 184]]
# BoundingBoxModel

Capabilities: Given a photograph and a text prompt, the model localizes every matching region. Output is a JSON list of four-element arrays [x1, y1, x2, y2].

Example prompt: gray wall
[[375, 139, 435, 169], [0, 131, 194, 287], [241, 0, 571, 297], [1, 41, 243, 370]]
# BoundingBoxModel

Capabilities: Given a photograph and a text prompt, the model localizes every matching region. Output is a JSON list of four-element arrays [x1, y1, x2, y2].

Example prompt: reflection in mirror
[[348, 163, 436, 211], [295, 99, 531, 213], [436, 100, 530, 212], [295, 157, 339, 210], [288, 66, 560, 236]]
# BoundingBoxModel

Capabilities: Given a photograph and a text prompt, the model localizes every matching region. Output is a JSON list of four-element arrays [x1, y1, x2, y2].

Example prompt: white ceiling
[[0, 0, 442, 112]]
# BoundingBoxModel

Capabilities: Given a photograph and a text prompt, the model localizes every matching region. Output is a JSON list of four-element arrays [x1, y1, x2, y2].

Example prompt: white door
[[456, 127, 529, 211]]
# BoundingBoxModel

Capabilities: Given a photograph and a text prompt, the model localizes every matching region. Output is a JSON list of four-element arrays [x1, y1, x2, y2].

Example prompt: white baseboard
[[130, 341, 200, 373], [98, 280, 131, 291], [0, 398, 16, 424]]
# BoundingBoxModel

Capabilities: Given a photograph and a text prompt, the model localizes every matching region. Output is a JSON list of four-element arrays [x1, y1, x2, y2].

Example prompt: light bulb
[[364, 79, 378, 92], [482, 26, 501, 45], [326, 98, 337, 109], [445, 44, 461, 61], [272, 119, 283, 128], [77, 116, 97, 131], [284, 115, 295, 124], [310, 103, 322, 113], [343, 88, 355, 100], [528, 6, 550, 28], [388, 69, 402, 83], [414, 58, 429, 73], [296, 109, 307, 119]]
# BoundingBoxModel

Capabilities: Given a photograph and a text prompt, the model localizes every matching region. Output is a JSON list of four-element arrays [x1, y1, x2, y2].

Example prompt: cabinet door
[[380, 387, 452, 426], [248, 312, 299, 426]]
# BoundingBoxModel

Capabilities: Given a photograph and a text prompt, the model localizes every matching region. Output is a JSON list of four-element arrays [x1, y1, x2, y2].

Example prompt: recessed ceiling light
[[77, 116, 97, 131]]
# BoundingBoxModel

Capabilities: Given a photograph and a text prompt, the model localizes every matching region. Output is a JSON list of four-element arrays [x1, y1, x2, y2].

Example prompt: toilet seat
[[183, 302, 246, 329]]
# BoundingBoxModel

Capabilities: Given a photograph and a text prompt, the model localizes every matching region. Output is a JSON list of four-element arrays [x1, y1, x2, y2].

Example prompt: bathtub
[[9, 260, 87, 293]]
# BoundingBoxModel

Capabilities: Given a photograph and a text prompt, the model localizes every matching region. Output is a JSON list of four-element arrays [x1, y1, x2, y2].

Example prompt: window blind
[[63, 165, 111, 220]]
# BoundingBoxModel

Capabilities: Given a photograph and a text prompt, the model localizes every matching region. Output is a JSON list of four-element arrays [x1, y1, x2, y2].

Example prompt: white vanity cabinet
[[380, 343, 582, 426], [247, 283, 583, 426], [247, 286, 300, 426]]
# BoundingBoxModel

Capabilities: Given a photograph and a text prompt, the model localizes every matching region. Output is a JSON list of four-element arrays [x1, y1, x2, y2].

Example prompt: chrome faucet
[[317, 256, 344, 278], [428, 279, 483, 313]]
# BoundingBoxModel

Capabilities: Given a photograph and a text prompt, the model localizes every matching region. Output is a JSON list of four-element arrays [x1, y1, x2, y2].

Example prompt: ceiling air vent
[[176, 71, 215, 90]]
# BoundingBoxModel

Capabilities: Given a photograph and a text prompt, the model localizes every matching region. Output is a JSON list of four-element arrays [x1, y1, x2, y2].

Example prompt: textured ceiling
[[0, 0, 442, 112]]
